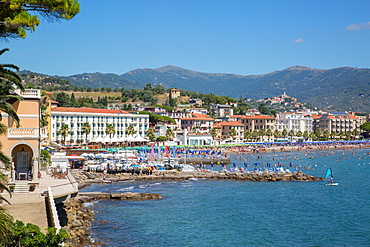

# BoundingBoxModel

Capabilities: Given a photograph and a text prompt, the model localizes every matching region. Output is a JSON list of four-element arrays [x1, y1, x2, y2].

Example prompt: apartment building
[[209, 104, 234, 118], [275, 112, 313, 133], [313, 111, 360, 134], [180, 113, 214, 133], [51, 107, 149, 144], [238, 115, 275, 132], [216, 121, 245, 141]]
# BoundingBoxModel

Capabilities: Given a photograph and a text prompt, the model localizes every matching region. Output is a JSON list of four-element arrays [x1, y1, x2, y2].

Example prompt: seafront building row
[[50, 105, 363, 145], [0, 88, 367, 187]]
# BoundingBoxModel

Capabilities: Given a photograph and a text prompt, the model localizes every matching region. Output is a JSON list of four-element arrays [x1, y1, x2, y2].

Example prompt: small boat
[[325, 168, 338, 186]]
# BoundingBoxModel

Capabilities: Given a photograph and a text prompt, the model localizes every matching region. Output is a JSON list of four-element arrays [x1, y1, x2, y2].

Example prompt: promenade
[[1, 170, 76, 231]]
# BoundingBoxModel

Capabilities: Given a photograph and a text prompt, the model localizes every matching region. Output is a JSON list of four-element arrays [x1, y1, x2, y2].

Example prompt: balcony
[[8, 127, 48, 139], [13, 89, 41, 99]]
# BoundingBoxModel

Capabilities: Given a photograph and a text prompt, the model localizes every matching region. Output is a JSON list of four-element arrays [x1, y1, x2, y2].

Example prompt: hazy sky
[[2, 0, 370, 76]]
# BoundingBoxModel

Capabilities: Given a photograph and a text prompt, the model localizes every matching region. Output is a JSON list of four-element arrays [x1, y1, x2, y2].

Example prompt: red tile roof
[[181, 113, 214, 121], [52, 107, 130, 114], [181, 117, 214, 121], [240, 115, 275, 120], [191, 113, 212, 118], [218, 121, 245, 127]]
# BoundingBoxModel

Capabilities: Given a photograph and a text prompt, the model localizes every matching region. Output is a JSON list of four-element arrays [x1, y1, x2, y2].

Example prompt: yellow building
[[0, 89, 46, 186], [170, 88, 180, 99]]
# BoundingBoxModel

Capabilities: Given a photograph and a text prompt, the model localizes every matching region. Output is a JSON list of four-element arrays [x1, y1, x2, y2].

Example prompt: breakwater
[[72, 170, 324, 186]]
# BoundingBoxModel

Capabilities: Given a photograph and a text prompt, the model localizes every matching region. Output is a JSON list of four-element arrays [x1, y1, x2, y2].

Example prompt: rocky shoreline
[[63, 192, 162, 246]]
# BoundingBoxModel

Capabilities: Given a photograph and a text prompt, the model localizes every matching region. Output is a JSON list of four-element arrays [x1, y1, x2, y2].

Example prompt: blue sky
[[2, 0, 370, 76]]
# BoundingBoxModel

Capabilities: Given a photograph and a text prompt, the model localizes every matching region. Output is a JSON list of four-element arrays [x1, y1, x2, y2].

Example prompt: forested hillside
[[18, 65, 370, 112]]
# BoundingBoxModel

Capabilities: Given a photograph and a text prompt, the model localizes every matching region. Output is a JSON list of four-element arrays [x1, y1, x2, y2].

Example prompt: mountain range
[[29, 65, 370, 113]]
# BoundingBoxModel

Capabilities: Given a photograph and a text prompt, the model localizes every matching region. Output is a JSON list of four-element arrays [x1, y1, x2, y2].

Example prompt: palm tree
[[251, 130, 259, 142], [266, 129, 273, 142], [329, 131, 337, 140], [352, 128, 359, 139], [57, 124, 70, 146], [210, 128, 217, 139], [288, 130, 295, 141], [323, 130, 330, 140], [338, 131, 345, 140], [126, 124, 136, 146], [296, 130, 303, 141], [0, 48, 25, 169], [303, 131, 309, 141], [258, 128, 265, 142], [282, 129, 288, 141], [273, 129, 281, 141], [126, 124, 136, 136], [105, 123, 115, 138], [165, 127, 175, 140], [309, 131, 316, 141], [146, 128, 156, 141], [229, 128, 237, 140], [81, 122, 91, 143], [0, 125, 10, 165], [0, 48, 24, 128], [345, 131, 351, 140], [244, 130, 251, 141]]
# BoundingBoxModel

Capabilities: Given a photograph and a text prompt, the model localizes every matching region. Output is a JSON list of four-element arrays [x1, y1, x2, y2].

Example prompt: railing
[[40, 127, 48, 138], [46, 187, 61, 231], [8, 127, 48, 139], [50, 182, 77, 198], [50, 171, 78, 198], [8, 128, 38, 138], [14, 89, 41, 98], [67, 170, 79, 191]]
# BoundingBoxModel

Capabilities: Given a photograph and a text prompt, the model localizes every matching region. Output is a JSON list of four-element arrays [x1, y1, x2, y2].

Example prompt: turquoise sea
[[81, 148, 370, 246]]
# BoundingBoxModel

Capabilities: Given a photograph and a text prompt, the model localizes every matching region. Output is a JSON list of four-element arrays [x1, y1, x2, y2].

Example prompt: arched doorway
[[11, 144, 34, 180]]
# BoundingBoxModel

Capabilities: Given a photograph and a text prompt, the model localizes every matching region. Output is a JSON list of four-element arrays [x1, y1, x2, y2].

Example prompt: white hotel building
[[275, 112, 313, 139], [51, 107, 149, 145]]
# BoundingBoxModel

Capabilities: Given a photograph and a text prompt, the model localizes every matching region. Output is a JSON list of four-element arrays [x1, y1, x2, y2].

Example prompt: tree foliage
[[0, 0, 80, 39], [360, 122, 370, 132], [105, 123, 115, 138], [5, 221, 70, 247], [0, 48, 24, 166], [81, 122, 91, 142], [57, 123, 70, 145], [138, 111, 176, 125]]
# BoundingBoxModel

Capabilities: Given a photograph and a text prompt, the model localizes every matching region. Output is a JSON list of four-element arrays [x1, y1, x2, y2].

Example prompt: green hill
[[18, 65, 370, 113], [121, 65, 370, 112], [61, 72, 143, 89]]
